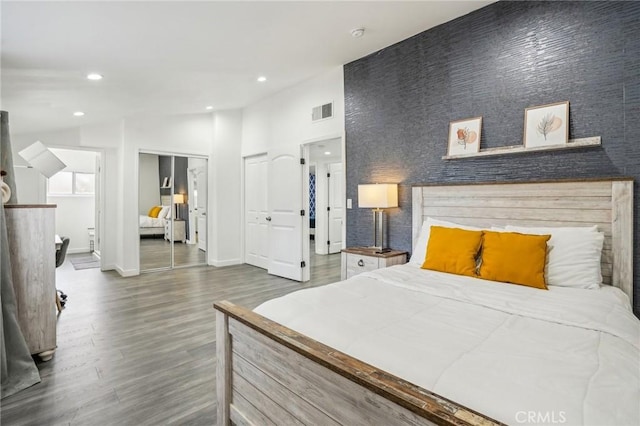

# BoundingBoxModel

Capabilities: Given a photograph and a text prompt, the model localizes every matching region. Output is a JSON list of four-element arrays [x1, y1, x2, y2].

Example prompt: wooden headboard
[[412, 178, 634, 300]]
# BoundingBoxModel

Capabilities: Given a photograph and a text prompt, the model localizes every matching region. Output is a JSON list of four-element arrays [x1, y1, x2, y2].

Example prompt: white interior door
[[195, 163, 207, 251], [244, 154, 269, 269], [328, 162, 343, 254], [267, 147, 304, 281], [94, 154, 101, 256], [187, 165, 197, 244]]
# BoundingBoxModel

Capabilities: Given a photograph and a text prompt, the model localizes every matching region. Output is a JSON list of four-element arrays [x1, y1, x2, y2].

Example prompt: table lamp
[[358, 183, 398, 253], [173, 193, 185, 219]]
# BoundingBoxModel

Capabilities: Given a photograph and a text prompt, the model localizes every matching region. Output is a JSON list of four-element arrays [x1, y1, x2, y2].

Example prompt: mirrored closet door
[[138, 152, 208, 272]]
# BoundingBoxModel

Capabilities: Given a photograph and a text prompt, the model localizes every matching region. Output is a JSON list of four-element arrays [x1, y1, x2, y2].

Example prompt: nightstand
[[164, 219, 186, 243], [341, 247, 407, 280]]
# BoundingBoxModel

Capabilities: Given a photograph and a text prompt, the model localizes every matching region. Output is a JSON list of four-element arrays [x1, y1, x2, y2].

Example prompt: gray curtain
[[1, 206, 41, 398], [0, 110, 40, 398]]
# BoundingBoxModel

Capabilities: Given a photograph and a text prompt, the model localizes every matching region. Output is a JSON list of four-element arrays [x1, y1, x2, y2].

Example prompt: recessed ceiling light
[[86, 73, 103, 81], [206, 106, 214, 110], [73, 111, 85, 117], [257, 76, 267, 83], [350, 28, 365, 38], [324, 151, 331, 155]]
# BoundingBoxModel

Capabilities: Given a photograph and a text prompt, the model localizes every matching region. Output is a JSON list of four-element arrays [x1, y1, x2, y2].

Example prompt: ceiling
[[309, 137, 342, 162], [1, 1, 493, 135]]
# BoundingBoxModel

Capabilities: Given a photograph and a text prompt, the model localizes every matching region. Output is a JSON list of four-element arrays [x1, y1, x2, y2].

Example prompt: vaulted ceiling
[[1, 1, 493, 134]]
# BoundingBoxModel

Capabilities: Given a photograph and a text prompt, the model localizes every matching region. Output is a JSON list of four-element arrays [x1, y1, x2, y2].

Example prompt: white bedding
[[139, 215, 165, 228], [254, 264, 640, 425]]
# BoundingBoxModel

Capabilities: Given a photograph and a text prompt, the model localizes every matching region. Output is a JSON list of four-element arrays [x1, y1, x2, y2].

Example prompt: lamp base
[[369, 246, 392, 254], [371, 209, 390, 253]]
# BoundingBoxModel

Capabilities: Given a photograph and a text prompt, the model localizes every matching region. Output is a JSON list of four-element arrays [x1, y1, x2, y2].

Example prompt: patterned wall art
[[524, 101, 569, 148], [447, 116, 482, 156], [309, 173, 316, 220]]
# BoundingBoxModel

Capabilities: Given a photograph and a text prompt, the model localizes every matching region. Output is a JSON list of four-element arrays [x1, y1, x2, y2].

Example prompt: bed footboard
[[214, 301, 502, 426]]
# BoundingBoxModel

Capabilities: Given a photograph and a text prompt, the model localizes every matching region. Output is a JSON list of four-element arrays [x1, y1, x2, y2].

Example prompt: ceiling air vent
[[312, 102, 333, 122]]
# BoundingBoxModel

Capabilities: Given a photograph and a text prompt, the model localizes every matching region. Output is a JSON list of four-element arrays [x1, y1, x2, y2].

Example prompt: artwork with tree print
[[524, 101, 569, 148]]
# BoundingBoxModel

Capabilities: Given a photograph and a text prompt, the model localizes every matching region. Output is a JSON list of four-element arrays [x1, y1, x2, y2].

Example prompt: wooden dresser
[[4, 204, 57, 360]]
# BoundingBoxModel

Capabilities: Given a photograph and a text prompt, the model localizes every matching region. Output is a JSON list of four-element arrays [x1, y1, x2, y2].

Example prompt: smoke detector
[[350, 28, 365, 38]]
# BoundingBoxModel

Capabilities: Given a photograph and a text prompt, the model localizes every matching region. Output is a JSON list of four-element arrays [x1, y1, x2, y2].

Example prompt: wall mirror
[[138, 152, 208, 272]]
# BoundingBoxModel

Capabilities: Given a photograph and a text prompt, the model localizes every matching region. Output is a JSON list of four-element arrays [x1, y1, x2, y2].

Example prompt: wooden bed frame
[[215, 177, 634, 426]]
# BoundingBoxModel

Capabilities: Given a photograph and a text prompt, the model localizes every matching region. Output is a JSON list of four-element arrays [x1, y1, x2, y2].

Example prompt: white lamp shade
[[358, 183, 398, 208], [18, 141, 66, 178], [173, 194, 185, 204]]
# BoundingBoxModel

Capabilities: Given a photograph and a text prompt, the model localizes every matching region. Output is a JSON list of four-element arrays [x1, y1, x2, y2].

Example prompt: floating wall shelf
[[442, 136, 601, 160]]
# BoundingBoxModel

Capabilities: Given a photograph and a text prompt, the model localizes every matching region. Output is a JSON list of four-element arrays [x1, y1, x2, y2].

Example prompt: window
[[47, 172, 95, 195], [75, 173, 95, 194], [48, 172, 73, 194]]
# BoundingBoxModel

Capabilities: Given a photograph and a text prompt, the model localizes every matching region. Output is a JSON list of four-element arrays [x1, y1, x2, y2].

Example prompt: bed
[[139, 214, 166, 236], [214, 178, 637, 425], [139, 196, 172, 237]]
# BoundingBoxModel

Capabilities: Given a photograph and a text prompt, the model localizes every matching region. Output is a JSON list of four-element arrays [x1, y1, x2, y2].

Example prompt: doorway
[[306, 138, 343, 256], [45, 148, 102, 261], [242, 139, 343, 283], [138, 152, 208, 272]]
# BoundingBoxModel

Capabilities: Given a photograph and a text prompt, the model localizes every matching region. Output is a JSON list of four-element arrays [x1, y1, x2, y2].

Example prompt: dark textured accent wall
[[344, 1, 640, 313], [158, 155, 190, 233], [158, 155, 171, 197]]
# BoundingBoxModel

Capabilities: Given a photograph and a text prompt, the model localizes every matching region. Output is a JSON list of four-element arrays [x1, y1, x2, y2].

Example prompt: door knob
[[266, 216, 272, 221]]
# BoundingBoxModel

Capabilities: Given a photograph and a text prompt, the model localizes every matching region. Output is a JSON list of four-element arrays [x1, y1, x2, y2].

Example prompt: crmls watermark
[[515, 411, 567, 424]]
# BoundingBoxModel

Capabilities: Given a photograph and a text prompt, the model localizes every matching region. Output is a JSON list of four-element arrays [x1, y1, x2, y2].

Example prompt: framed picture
[[447, 116, 482, 156], [524, 101, 569, 148], [161, 177, 173, 188]]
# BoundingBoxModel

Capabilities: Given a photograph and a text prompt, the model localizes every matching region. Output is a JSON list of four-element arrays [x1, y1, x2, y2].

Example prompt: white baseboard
[[101, 263, 116, 271], [68, 247, 92, 255], [209, 258, 242, 268], [116, 266, 139, 277]]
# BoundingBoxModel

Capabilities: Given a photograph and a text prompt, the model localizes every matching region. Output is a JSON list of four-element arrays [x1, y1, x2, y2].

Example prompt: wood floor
[[1, 248, 341, 425], [140, 238, 207, 271]]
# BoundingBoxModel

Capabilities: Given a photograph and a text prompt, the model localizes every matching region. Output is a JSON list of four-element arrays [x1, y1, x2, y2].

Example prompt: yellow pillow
[[148, 206, 162, 218], [479, 231, 551, 290], [421, 226, 483, 277]]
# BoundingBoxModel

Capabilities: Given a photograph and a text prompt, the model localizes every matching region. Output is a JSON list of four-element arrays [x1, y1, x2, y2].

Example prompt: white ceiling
[[309, 137, 342, 162], [1, 1, 493, 135]]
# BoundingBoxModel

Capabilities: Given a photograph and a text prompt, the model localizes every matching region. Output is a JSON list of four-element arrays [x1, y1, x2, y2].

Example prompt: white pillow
[[157, 205, 171, 219], [409, 218, 483, 265], [504, 225, 604, 289]]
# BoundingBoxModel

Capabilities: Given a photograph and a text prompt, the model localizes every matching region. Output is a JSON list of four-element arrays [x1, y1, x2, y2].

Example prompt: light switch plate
[[347, 198, 352, 209]]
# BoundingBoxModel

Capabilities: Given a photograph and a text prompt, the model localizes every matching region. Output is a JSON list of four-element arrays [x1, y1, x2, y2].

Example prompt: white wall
[[122, 113, 213, 275], [241, 66, 345, 268], [12, 167, 46, 204], [138, 153, 161, 214], [12, 123, 121, 270], [210, 110, 243, 266], [45, 148, 98, 254], [242, 66, 345, 157], [9, 66, 345, 276], [10, 114, 217, 275], [50, 148, 97, 173], [47, 195, 95, 254]]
